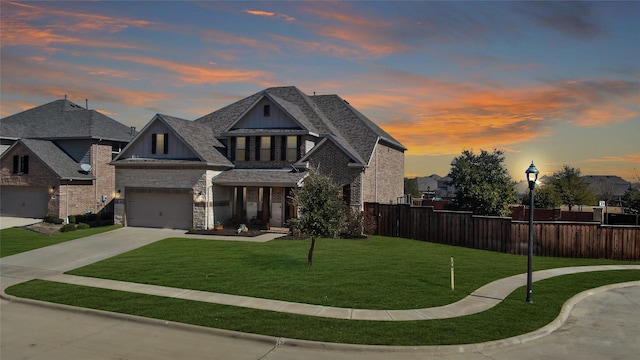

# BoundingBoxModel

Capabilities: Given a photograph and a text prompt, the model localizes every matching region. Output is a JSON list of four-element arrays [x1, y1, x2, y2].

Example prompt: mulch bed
[[187, 228, 266, 237], [23, 222, 62, 235]]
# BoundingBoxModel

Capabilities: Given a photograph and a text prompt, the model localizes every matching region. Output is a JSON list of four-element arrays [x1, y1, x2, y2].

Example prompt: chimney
[[130, 126, 136, 137], [85, 99, 88, 109], [64, 94, 67, 100]]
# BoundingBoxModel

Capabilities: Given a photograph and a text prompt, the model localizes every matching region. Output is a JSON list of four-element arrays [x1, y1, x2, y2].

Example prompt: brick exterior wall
[[231, 135, 305, 169], [362, 143, 404, 205], [93, 143, 117, 214], [1, 145, 57, 188], [307, 140, 364, 208], [0, 142, 117, 221]]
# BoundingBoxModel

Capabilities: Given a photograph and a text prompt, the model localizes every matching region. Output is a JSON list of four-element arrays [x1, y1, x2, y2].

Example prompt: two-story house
[[0, 98, 134, 220], [112, 86, 406, 229]]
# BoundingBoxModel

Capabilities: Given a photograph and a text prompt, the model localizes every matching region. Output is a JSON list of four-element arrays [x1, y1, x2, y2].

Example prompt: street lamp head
[[525, 161, 539, 183]]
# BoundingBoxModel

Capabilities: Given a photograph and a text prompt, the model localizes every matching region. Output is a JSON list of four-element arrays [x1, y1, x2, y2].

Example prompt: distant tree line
[[405, 150, 640, 216]]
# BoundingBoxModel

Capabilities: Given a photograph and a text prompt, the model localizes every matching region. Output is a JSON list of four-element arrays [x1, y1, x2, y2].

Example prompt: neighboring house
[[583, 175, 630, 206], [416, 174, 455, 200], [112, 86, 406, 229], [0, 98, 134, 220]]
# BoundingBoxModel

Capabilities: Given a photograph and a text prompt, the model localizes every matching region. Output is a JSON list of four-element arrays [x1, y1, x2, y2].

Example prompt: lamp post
[[525, 161, 539, 303]]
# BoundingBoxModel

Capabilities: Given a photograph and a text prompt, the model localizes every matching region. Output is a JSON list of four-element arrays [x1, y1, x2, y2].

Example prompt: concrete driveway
[[0, 216, 42, 229]]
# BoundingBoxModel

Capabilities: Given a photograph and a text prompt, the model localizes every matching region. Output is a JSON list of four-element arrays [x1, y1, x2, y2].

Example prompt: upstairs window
[[236, 136, 249, 161], [152, 133, 168, 154], [263, 104, 271, 117], [12, 155, 29, 174], [287, 136, 298, 161], [260, 136, 271, 161]]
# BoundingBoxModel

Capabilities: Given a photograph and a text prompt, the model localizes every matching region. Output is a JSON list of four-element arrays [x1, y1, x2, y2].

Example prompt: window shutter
[[256, 137, 261, 161], [281, 136, 286, 161], [230, 137, 236, 161], [245, 137, 250, 161], [163, 133, 169, 154], [270, 136, 276, 161], [13, 155, 19, 174], [151, 134, 157, 154], [23, 156, 29, 174]]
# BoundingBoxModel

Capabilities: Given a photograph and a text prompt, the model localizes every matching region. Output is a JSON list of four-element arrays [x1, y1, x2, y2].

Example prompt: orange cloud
[[4, 1, 154, 32], [1, 1, 153, 50], [585, 154, 640, 163], [99, 54, 273, 86], [201, 30, 276, 52], [270, 34, 362, 58], [245, 9, 296, 21], [296, 5, 412, 57], [340, 73, 638, 157]]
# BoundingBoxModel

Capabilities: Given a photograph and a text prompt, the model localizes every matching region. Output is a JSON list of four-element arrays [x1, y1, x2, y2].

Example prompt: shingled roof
[[194, 86, 405, 165], [112, 114, 233, 167], [0, 99, 133, 142], [156, 114, 232, 166], [13, 139, 94, 180], [212, 168, 307, 187]]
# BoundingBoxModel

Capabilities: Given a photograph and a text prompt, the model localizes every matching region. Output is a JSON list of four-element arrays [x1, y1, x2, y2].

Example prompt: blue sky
[[1, 1, 638, 181]]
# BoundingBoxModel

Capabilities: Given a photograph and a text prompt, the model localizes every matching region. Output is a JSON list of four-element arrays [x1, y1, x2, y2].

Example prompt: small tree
[[291, 166, 346, 266], [404, 177, 420, 198], [547, 165, 596, 211], [448, 149, 517, 216], [622, 186, 640, 214], [522, 184, 561, 209]]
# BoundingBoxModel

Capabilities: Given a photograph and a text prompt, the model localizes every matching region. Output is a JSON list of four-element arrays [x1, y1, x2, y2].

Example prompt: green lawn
[[0, 226, 121, 257], [5, 235, 639, 345], [7, 270, 639, 345], [68, 236, 637, 309]]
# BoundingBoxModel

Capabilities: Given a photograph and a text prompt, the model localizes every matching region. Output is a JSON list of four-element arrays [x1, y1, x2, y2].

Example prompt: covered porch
[[212, 169, 308, 228]]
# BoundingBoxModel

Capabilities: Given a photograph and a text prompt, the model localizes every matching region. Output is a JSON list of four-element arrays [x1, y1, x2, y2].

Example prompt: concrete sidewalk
[[16, 265, 640, 321]]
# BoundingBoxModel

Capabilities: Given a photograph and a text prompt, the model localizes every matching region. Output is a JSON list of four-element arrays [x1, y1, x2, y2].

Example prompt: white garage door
[[0, 186, 49, 218], [126, 191, 192, 229]]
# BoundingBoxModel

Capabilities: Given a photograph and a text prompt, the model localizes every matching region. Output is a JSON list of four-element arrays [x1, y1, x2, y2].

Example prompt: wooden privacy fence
[[364, 203, 640, 261]]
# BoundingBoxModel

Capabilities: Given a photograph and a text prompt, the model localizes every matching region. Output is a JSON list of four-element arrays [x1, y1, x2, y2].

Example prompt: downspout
[[375, 141, 378, 203], [205, 182, 209, 229], [94, 140, 102, 214], [66, 180, 71, 223]]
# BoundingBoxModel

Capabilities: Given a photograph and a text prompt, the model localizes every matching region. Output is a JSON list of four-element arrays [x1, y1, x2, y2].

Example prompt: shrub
[[286, 218, 304, 238], [341, 208, 378, 238], [60, 224, 77, 232], [68, 215, 77, 224], [43, 214, 63, 224], [76, 223, 90, 230], [74, 214, 86, 223], [341, 208, 366, 238]]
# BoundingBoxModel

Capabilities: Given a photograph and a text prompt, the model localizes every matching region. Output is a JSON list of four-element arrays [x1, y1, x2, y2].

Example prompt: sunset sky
[[1, 1, 639, 182]]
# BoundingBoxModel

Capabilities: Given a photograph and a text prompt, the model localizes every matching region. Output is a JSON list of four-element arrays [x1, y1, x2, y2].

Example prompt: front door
[[271, 201, 282, 227]]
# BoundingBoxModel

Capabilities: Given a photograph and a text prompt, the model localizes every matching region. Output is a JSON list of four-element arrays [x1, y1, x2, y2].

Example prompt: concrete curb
[[3, 278, 638, 354]]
